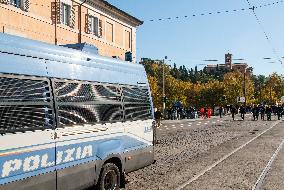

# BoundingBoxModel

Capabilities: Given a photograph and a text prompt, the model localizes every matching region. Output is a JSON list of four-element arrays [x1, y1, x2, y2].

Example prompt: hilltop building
[[204, 53, 253, 74], [0, 0, 143, 62]]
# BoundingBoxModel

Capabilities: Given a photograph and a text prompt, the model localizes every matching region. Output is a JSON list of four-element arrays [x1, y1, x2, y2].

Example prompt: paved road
[[125, 115, 284, 190], [180, 120, 284, 190]]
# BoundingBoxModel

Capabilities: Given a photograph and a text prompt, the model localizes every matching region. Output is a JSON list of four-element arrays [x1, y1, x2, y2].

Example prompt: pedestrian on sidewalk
[[252, 105, 259, 121], [218, 106, 223, 118], [200, 107, 205, 119], [207, 107, 212, 118], [154, 108, 162, 145], [231, 105, 237, 121], [266, 106, 272, 121], [277, 105, 283, 120], [260, 105, 265, 120], [240, 105, 246, 120]]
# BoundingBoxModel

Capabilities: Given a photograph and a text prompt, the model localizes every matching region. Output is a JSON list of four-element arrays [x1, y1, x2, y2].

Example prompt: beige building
[[0, 0, 143, 62]]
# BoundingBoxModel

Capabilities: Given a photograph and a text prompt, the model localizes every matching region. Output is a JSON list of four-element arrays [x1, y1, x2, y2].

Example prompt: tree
[[223, 71, 254, 105], [147, 76, 161, 109]]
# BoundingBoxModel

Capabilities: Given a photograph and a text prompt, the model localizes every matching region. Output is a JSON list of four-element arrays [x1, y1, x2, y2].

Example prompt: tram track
[[175, 120, 282, 190], [252, 137, 284, 190]]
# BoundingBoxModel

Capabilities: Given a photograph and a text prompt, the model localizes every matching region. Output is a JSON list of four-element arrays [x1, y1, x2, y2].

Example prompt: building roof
[[233, 63, 248, 65], [89, 0, 143, 27], [205, 64, 226, 68]]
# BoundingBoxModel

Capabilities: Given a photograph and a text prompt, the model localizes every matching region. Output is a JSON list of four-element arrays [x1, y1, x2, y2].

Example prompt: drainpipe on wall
[[54, 0, 58, 45], [78, 0, 87, 44]]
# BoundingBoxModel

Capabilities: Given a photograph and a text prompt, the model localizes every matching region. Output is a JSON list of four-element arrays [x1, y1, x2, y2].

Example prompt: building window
[[10, 0, 21, 8], [90, 16, 99, 36], [106, 21, 114, 43], [125, 30, 131, 49], [61, 3, 71, 26], [86, 15, 102, 37]]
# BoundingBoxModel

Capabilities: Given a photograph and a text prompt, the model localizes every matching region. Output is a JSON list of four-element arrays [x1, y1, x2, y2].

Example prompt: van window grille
[[123, 87, 152, 120], [53, 80, 123, 126], [0, 77, 51, 102], [0, 75, 54, 134], [58, 104, 123, 125]]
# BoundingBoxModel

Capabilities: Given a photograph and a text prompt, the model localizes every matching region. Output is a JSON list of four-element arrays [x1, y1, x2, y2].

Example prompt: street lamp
[[243, 67, 249, 107], [162, 56, 167, 117]]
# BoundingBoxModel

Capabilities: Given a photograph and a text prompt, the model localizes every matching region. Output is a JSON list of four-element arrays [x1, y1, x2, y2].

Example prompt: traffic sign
[[237, 97, 245, 103]]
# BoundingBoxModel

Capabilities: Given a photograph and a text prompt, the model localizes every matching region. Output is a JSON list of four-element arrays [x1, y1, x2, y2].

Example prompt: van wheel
[[98, 163, 120, 190]]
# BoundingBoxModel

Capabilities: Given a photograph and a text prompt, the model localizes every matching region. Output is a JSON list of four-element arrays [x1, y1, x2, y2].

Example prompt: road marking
[[197, 124, 200, 126], [173, 127, 176, 129], [172, 125, 175, 127], [252, 138, 284, 190], [180, 126, 184, 128], [175, 120, 281, 190], [212, 122, 216, 124], [205, 123, 208, 125]]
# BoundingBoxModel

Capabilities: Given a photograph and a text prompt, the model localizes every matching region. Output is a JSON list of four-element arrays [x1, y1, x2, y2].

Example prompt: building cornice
[[85, 0, 143, 27]]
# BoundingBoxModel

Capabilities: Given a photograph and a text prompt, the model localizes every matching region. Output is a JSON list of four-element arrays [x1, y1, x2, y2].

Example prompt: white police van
[[0, 33, 154, 190]]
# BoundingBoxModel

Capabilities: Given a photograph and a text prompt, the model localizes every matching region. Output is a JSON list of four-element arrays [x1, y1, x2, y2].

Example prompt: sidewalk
[[161, 115, 223, 124]]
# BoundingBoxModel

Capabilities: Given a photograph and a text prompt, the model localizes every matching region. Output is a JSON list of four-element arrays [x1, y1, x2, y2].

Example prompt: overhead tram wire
[[148, 0, 283, 22], [245, 0, 283, 64]]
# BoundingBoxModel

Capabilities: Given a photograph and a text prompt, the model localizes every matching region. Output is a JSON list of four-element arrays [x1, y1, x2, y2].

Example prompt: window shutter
[[58, 2, 62, 24], [0, 0, 9, 4], [21, 0, 29, 11], [85, 14, 92, 34], [51, 1, 61, 24], [98, 19, 103, 38], [69, 4, 75, 28]]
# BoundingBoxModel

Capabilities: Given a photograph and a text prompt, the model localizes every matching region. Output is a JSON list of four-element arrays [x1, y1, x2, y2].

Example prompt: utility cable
[[148, 0, 283, 22], [245, 0, 283, 64]]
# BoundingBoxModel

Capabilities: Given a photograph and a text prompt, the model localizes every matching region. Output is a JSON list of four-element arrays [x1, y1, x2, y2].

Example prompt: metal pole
[[162, 59, 165, 116], [244, 71, 246, 107], [54, 0, 58, 45], [270, 87, 272, 104], [79, 0, 87, 44]]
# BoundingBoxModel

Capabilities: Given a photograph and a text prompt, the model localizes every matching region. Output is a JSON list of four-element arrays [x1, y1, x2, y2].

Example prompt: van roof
[[0, 33, 147, 86]]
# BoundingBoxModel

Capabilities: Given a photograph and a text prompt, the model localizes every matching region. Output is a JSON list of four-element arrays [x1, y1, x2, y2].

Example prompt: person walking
[[207, 107, 212, 119], [154, 108, 162, 145], [231, 105, 237, 121], [260, 105, 265, 120], [200, 107, 205, 119], [266, 106, 272, 121], [252, 105, 260, 121], [219, 106, 223, 118], [277, 105, 283, 120], [240, 105, 246, 120]]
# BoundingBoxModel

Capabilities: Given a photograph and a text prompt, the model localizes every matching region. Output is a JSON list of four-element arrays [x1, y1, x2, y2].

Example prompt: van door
[[51, 79, 102, 190], [0, 75, 56, 190]]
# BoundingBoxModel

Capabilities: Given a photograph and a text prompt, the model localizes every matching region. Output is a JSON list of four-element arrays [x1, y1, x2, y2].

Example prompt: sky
[[107, 0, 284, 76]]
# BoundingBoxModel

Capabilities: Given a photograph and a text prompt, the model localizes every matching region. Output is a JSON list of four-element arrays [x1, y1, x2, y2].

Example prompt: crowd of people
[[154, 104, 284, 122], [229, 104, 284, 121]]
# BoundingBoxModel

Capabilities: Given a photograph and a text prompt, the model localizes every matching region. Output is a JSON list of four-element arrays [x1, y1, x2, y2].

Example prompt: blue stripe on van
[[0, 135, 147, 185]]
